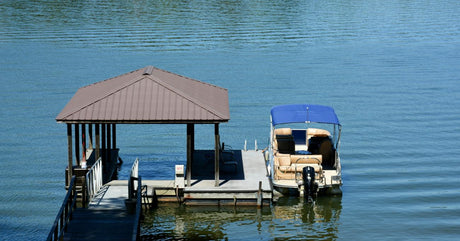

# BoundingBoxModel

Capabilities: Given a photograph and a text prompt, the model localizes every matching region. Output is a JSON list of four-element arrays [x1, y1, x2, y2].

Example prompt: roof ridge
[[152, 66, 228, 92], [146, 73, 228, 120], [79, 68, 139, 90]]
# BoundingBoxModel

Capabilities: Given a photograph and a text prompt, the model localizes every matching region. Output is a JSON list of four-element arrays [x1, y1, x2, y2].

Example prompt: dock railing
[[128, 158, 142, 240], [47, 176, 78, 241], [85, 157, 103, 204], [132, 175, 142, 241], [128, 158, 139, 199]]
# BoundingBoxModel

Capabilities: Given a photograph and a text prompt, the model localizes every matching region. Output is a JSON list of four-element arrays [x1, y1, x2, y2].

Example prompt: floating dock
[[144, 150, 272, 206]]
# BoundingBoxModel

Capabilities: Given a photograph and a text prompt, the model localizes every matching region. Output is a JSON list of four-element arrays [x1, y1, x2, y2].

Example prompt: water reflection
[[141, 196, 342, 240], [272, 196, 342, 240]]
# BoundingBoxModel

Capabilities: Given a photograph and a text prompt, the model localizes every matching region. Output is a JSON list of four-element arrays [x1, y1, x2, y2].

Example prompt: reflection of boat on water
[[273, 196, 342, 239], [268, 104, 343, 198], [273, 196, 342, 223]]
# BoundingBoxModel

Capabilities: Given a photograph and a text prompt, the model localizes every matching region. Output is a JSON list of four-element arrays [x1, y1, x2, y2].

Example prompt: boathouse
[[56, 66, 230, 191]]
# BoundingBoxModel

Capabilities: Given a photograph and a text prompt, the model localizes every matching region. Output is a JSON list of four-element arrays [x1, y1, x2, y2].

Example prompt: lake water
[[1, 0, 460, 240]]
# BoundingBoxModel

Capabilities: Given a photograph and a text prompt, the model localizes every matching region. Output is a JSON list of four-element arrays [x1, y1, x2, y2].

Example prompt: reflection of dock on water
[[48, 66, 272, 240]]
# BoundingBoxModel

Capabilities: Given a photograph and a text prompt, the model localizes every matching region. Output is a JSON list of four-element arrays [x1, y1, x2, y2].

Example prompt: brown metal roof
[[56, 66, 230, 124]]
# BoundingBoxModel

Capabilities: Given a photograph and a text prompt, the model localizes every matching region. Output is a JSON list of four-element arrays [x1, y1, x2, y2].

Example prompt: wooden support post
[[101, 124, 106, 162], [107, 124, 111, 165], [186, 124, 194, 187], [88, 124, 93, 150], [74, 124, 80, 166], [67, 124, 73, 187], [81, 124, 86, 165], [95, 124, 100, 160], [215, 123, 220, 187], [112, 124, 116, 149], [257, 181, 263, 208]]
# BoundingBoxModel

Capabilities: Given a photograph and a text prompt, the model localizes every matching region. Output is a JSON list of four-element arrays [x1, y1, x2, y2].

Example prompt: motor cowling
[[302, 166, 317, 201]]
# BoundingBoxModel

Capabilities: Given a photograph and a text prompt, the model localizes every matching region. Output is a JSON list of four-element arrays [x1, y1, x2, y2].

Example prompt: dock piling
[[257, 181, 263, 208]]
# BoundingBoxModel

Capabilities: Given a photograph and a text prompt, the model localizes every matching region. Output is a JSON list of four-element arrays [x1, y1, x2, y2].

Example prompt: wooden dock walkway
[[63, 181, 138, 241]]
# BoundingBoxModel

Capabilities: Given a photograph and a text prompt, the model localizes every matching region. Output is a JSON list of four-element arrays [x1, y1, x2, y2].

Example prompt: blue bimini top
[[270, 104, 340, 126]]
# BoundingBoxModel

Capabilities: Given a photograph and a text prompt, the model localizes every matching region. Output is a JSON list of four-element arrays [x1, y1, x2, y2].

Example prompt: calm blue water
[[1, 0, 460, 240]]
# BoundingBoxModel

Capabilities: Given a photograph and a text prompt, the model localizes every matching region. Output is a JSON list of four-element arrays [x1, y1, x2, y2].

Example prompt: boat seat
[[274, 154, 291, 166], [276, 135, 295, 154], [274, 128, 292, 135], [274, 154, 322, 180], [274, 164, 322, 180], [307, 128, 331, 139], [290, 154, 322, 165], [278, 164, 321, 173], [273, 128, 295, 154]]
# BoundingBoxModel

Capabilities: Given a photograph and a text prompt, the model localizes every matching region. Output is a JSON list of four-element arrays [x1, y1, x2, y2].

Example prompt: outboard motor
[[302, 166, 317, 202]]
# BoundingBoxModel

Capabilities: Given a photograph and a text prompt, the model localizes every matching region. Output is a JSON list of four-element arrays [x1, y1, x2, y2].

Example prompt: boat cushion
[[290, 154, 322, 164], [274, 128, 292, 135], [276, 135, 295, 154], [275, 154, 291, 166], [278, 164, 321, 173]]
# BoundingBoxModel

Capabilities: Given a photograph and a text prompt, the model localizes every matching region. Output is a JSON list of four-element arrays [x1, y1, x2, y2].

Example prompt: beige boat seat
[[307, 128, 331, 138], [290, 154, 322, 165], [274, 154, 322, 180], [274, 164, 322, 180], [274, 128, 292, 136]]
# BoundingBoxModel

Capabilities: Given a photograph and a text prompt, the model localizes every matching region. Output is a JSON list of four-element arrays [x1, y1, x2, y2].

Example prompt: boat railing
[[85, 157, 103, 204], [46, 176, 78, 241], [335, 152, 341, 174]]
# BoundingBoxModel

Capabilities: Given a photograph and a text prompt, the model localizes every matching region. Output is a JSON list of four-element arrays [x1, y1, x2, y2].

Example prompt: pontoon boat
[[268, 104, 342, 199]]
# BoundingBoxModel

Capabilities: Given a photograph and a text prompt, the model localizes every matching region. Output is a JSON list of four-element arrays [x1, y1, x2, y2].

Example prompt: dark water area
[[1, 0, 460, 240]]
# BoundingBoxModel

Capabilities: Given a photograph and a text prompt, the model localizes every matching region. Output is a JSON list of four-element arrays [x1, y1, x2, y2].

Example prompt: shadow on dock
[[191, 150, 245, 181]]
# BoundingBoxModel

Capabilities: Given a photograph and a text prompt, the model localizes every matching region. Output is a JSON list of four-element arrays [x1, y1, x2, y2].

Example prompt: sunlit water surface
[[1, 0, 460, 240]]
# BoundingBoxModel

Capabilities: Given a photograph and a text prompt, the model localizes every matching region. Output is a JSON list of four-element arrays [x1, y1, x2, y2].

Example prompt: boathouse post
[[107, 124, 111, 166], [215, 123, 220, 187], [186, 123, 194, 187], [81, 124, 86, 165], [101, 123, 106, 163], [74, 124, 80, 166], [95, 124, 100, 160], [88, 124, 93, 150], [112, 124, 116, 149], [67, 124, 73, 187]]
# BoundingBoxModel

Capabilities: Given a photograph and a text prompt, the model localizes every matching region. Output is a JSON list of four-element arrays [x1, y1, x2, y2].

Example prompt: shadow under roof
[[56, 66, 230, 124]]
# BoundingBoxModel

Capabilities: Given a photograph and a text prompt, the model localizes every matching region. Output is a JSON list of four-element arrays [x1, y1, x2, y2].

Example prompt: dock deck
[[143, 150, 273, 205], [60, 150, 272, 240], [63, 181, 137, 241]]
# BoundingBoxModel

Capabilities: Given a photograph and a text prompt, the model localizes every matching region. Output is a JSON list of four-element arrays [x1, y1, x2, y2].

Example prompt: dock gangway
[[47, 159, 143, 241]]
